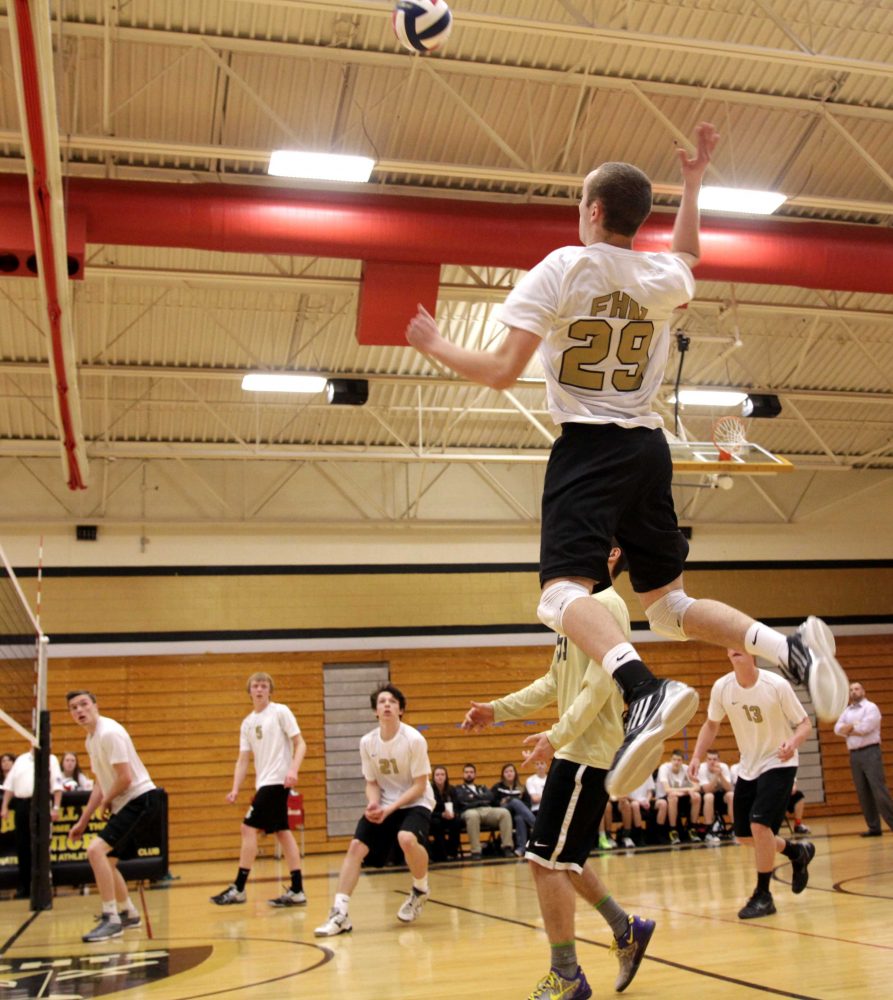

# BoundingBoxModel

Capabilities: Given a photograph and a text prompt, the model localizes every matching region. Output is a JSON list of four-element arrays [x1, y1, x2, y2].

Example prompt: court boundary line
[[0, 910, 42, 956], [415, 894, 822, 999]]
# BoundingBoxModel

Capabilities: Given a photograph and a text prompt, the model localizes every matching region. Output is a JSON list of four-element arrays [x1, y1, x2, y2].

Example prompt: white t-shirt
[[498, 244, 695, 428], [5, 752, 62, 798], [85, 716, 155, 813], [239, 701, 301, 790], [360, 722, 434, 811], [730, 763, 740, 786], [628, 774, 656, 802], [697, 760, 732, 788], [656, 761, 695, 796], [708, 670, 808, 780], [526, 772, 547, 808]]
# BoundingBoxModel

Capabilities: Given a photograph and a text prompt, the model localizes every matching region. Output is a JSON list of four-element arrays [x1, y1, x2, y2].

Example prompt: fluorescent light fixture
[[268, 150, 375, 182], [242, 373, 327, 393], [698, 186, 786, 215], [672, 389, 748, 407]]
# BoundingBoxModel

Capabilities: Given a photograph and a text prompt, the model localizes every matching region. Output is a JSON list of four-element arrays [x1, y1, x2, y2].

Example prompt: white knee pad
[[536, 581, 591, 635], [645, 589, 695, 641]]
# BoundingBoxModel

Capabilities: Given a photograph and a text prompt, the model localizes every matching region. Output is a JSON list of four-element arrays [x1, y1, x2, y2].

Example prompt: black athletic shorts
[[660, 792, 694, 819], [354, 806, 431, 868], [244, 784, 290, 833], [100, 788, 164, 861], [525, 758, 609, 872], [733, 766, 797, 838], [540, 422, 689, 592]]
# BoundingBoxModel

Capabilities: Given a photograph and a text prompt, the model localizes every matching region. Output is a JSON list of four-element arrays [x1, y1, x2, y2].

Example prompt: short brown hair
[[66, 690, 97, 705], [370, 682, 406, 713], [585, 163, 652, 237], [246, 672, 274, 693]]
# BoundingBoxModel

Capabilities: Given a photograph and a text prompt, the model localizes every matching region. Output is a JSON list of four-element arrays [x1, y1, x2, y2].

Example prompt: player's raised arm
[[671, 122, 720, 267]]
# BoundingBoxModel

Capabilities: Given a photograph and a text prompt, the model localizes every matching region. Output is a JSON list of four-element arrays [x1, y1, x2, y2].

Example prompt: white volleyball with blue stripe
[[392, 0, 453, 53]]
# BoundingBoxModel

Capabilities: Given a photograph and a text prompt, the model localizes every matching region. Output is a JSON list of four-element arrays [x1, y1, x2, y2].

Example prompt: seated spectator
[[454, 763, 514, 860], [525, 759, 548, 814], [492, 763, 537, 856], [428, 765, 462, 861], [657, 749, 702, 844], [787, 779, 810, 835], [619, 773, 658, 846], [60, 751, 94, 792], [697, 749, 733, 843], [0, 752, 15, 790]]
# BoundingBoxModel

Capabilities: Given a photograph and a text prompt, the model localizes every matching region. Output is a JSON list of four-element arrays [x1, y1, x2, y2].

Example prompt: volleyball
[[392, 0, 453, 54]]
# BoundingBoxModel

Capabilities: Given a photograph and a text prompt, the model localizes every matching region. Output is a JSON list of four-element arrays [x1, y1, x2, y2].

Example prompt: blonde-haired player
[[211, 672, 307, 907]]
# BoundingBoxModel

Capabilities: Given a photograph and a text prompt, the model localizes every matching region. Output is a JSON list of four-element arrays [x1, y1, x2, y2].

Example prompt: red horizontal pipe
[[1, 175, 890, 294]]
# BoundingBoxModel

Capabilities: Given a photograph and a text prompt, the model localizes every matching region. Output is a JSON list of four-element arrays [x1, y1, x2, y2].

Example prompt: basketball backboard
[[669, 440, 793, 475]]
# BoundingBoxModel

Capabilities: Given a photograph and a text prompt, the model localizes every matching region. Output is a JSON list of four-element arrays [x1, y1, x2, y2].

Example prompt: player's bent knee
[[645, 589, 695, 641], [536, 581, 591, 634]]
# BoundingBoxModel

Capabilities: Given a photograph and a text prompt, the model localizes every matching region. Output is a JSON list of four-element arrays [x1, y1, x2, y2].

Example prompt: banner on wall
[[0, 789, 168, 889]]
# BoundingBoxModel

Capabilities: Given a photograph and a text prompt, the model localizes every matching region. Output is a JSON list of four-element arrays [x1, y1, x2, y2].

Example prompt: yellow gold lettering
[[589, 294, 613, 316]]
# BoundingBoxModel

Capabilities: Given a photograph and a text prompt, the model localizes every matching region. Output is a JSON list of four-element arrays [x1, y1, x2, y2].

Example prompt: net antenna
[[0, 543, 47, 747], [711, 415, 748, 462]]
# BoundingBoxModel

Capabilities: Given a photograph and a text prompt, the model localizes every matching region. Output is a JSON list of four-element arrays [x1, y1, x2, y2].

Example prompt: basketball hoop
[[712, 416, 747, 461]]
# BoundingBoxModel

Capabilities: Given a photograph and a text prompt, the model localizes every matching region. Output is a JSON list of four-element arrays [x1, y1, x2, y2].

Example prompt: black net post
[[30, 709, 53, 911]]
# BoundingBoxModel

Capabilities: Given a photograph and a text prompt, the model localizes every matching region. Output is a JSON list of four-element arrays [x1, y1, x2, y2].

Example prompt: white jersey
[[656, 761, 695, 796], [498, 244, 695, 429], [360, 722, 434, 812], [708, 670, 808, 781], [85, 716, 155, 813], [239, 701, 301, 790], [525, 772, 547, 806]]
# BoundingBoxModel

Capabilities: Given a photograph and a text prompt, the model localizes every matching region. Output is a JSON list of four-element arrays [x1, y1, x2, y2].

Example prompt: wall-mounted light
[[326, 378, 369, 406], [698, 186, 786, 215], [670, 389, 749, 407], [268, 151, 375, 183], [241, 373, 327, 393], [742, 393, 782, 418]]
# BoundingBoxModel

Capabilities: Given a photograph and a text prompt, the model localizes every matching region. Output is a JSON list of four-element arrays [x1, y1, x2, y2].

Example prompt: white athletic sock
[[602, 642, 639, 676], [121, 896, 139, 916], [102, 900, 121, 921], [412, 876, 429, 895], [334, 892, 351, 915], [744, 622, 789, 666]]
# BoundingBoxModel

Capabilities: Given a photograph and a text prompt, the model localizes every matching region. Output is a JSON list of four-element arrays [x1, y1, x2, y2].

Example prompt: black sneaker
[[605, 680, 699, 797], [791, 841, 815, 894], [738, 891, 776, 920], [783, 618, 848, 722]]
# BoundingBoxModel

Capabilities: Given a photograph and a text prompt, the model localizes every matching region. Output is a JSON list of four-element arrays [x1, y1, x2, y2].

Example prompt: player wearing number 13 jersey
[[406, 122, 848, 813], [315, 683, 434, 937], [689, 650, 814, 921]]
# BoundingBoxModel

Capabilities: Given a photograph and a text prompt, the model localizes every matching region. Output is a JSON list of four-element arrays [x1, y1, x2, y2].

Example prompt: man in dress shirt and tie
[[834, 682, 893, 837]]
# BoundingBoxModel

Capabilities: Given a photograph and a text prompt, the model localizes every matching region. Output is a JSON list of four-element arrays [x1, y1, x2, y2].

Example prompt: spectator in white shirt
[[526, 759, 548, 814], [834, 682, 893, 837], [656, 749, 701, 844], [0, 749, 62, 898], [618, 773, 658, 846], [697, 750, 733, 842]]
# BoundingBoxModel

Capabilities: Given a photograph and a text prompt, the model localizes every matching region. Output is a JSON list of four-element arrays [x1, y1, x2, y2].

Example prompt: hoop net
[[0, 543, 45, 747], [711, 415, 748, 461]]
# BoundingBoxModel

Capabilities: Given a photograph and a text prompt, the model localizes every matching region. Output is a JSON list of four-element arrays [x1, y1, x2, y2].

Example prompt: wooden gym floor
[[1, 816, 890, 999]]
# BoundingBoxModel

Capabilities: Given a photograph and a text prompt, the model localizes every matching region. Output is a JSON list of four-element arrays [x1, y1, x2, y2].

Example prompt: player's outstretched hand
[[225, 790, 238, 804], [521, 731, 555, 768], [406, 304, 442, 354], [462, 701, 495, 731], [687, 757, 700, 783], [677, 122, 720, 185]]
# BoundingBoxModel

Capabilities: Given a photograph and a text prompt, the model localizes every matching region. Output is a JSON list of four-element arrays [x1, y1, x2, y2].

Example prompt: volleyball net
[[0, 542, 52, 909]]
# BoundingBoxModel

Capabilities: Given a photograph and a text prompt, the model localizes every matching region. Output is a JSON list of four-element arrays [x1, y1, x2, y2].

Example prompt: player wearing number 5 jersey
[[406, 122, 848, 803], [689, 650, 815, 921], [315, 683, 434, 937]]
